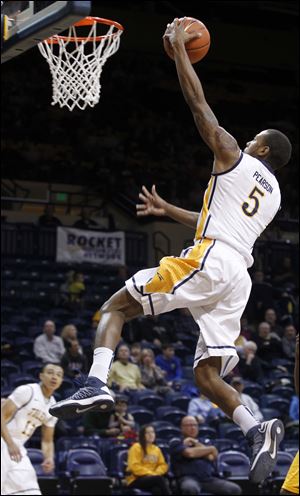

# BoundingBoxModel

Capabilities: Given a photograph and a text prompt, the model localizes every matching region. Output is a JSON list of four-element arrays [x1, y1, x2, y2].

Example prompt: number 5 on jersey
[[242, 186, 265, 217]]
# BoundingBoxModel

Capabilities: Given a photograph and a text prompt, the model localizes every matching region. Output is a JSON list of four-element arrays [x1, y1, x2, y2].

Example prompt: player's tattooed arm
[[167, 21, 240, 171]]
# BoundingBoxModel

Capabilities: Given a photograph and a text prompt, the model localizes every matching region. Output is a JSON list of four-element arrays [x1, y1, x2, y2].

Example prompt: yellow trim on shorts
[[144, 238, 214, 294], [195, 176, 215, 239], [281, 451, 299, 494]]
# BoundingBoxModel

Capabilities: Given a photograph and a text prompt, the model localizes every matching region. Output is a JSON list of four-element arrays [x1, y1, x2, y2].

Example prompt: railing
[[1, 223, 148, 268]]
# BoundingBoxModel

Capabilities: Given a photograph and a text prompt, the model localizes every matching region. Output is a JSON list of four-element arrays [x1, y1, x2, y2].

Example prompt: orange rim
[[44, 16, 124, 44]]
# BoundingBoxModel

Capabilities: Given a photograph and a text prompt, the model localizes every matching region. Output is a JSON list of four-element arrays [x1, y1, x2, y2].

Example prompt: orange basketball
[[164, 17, 210, 64]]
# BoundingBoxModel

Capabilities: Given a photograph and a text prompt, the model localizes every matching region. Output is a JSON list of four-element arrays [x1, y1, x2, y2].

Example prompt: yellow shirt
[[108, 361, 143, 390], [126, 442, 168, 485], [281, 451, 299, 494]]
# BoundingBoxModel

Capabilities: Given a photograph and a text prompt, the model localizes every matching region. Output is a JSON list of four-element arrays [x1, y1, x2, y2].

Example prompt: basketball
[[164, 17, 210, 64]]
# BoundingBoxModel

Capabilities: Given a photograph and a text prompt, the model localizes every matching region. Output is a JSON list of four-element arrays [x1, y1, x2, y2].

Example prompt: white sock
[[232, 404, 259, 435], [88, 347, 114, 384]]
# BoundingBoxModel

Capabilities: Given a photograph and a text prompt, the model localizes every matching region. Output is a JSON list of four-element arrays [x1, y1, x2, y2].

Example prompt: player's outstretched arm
[[164, 18, 240, 173], [136, 185, 199, 229], [41, 425, 55, 473]]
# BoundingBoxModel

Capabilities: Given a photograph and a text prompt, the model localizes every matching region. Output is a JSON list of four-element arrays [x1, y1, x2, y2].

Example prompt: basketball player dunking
[[50, 18, 292, 484]]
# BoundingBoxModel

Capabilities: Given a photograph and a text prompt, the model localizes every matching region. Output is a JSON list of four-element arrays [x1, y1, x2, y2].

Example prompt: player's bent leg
[[194, 357, 284, 484], [50, 288, 143, 419]]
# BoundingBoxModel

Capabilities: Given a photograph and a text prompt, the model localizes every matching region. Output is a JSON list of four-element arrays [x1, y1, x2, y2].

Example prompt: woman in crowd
[[126, 424, 171, 495], [140, 348, 172, 395]]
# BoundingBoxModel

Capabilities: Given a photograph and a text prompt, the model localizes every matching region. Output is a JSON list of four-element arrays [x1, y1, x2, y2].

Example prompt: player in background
[[280, 334, 299, 495], [50, 18, 292, 485], [1, 363, 63, 495]]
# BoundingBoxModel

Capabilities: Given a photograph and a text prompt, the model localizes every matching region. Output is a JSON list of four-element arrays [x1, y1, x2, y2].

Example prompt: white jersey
[[7, 383, 57, 446], [195, 151, 281, 267]]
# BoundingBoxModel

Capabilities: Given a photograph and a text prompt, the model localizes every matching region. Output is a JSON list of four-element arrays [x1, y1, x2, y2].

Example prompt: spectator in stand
[[61, 339, 88, 378], [170, 416, 242, 495], [130, 342, 143, 365], [83, 410, 116, 437], [238, 341, 265, 383], [264, 308, 284, 338], [68, 272, 85, 308], [282, 325, 297, 360], [108, 394, 136, 437], [140, 348, 172, 395], [73, 207, 98, 229], [273, 256, 298, 288], [108, 344, 145, 393], [240, 314, 254, 341], [34, 320, 65, 364], [126, 424, 171, 495], [230, 377, 264, 422], [253, 322, 284, 362], [187, 389, 226, 425], [60, 324, 81, 350], [38, 204, 62, 227], [58, 270, 75, 307], [155, 343, 182, 386]]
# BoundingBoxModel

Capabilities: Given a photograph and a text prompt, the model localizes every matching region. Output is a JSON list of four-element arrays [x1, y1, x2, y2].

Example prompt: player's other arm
[[136, 184, 199, 229], [164, 19, 240, 173], [41, 425, 55, 473], [1, 399, 22, 462]]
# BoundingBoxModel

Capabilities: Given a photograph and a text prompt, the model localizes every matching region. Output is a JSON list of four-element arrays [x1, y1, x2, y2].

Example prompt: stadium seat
[[155, 425, 181, 441], [1, 359, 20, 376], [11, 374, 37, 387], [167, 393, 191, 411], [127, 406, 154, 425], [218, 424, 244, 443], [21, 360, 43, 377], [134, 392, 164, 411], [27, 448, 59, 495], [243, 382, 264, 400], [198, 425, 218, 441], [214, 438, 238, 452], [65, 448, 113, 495], [217, 450, 250, 480], [156, 406, 186, 425], [271, 451, 294, 480], [264, 397, 290, 414], [260, 407, 281, 421], [271, 385, 294, 399]]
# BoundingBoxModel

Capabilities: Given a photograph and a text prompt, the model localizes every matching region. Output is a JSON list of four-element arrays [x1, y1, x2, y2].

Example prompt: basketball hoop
[[38, 17, 124, 111]]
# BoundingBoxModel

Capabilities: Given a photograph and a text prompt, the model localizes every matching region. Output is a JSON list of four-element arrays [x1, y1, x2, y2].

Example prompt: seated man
[[170, 416, 242, 495]]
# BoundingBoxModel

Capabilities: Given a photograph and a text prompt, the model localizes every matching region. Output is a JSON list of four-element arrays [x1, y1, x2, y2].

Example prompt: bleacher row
[[1, 255, 298, 496]]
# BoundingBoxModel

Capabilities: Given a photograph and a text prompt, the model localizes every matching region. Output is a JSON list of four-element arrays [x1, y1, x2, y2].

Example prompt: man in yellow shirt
[[108, 344, 145, 393], [280, 334, 299, 495]]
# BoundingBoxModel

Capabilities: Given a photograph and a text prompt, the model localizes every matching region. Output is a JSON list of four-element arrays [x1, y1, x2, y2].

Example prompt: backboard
[[1, 1, 91, 63]]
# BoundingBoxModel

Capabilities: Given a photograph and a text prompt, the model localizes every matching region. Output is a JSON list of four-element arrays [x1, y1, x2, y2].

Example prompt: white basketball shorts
[[1, 438, 41, 495], [126, 238, 252, 377]]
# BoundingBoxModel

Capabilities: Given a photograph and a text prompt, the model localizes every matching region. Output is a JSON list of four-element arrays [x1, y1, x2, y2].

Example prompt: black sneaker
[[49, 376, 115, 419], [247, 419, 284, 484]]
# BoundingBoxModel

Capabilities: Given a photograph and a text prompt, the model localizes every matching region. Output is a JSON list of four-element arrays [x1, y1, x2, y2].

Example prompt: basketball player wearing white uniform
[[1, 363, 63, 495], [50, 18, 292, 486]]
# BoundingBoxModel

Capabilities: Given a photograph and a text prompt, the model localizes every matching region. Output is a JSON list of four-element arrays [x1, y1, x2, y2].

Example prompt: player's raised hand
[[136, 185, 167, 217], [163, 17, 201, 48]]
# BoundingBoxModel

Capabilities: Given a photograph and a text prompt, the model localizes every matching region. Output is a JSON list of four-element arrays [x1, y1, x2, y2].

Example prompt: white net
[[38, 19, 123, 111]]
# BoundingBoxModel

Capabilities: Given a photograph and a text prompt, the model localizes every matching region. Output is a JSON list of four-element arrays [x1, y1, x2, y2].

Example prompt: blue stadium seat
[[271, 451, 294, 480], [1, 359, 20, 376], [271, 385, 294, 399], [214, 438, 239, 452], [155, 425, 181, 441], [243, 382, 264, 400], [21, 361, 43, 377], [167, 393, 191, 411], [127, 406, 154, 425], [261, 407, 281, 421], [135, 391, 164, 410], [217, 450, 250, 480], [156, 406, 186, 425], [218, 424, 244, 443], [65, 448, 113, 495], [198, 425, 218, 441]]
